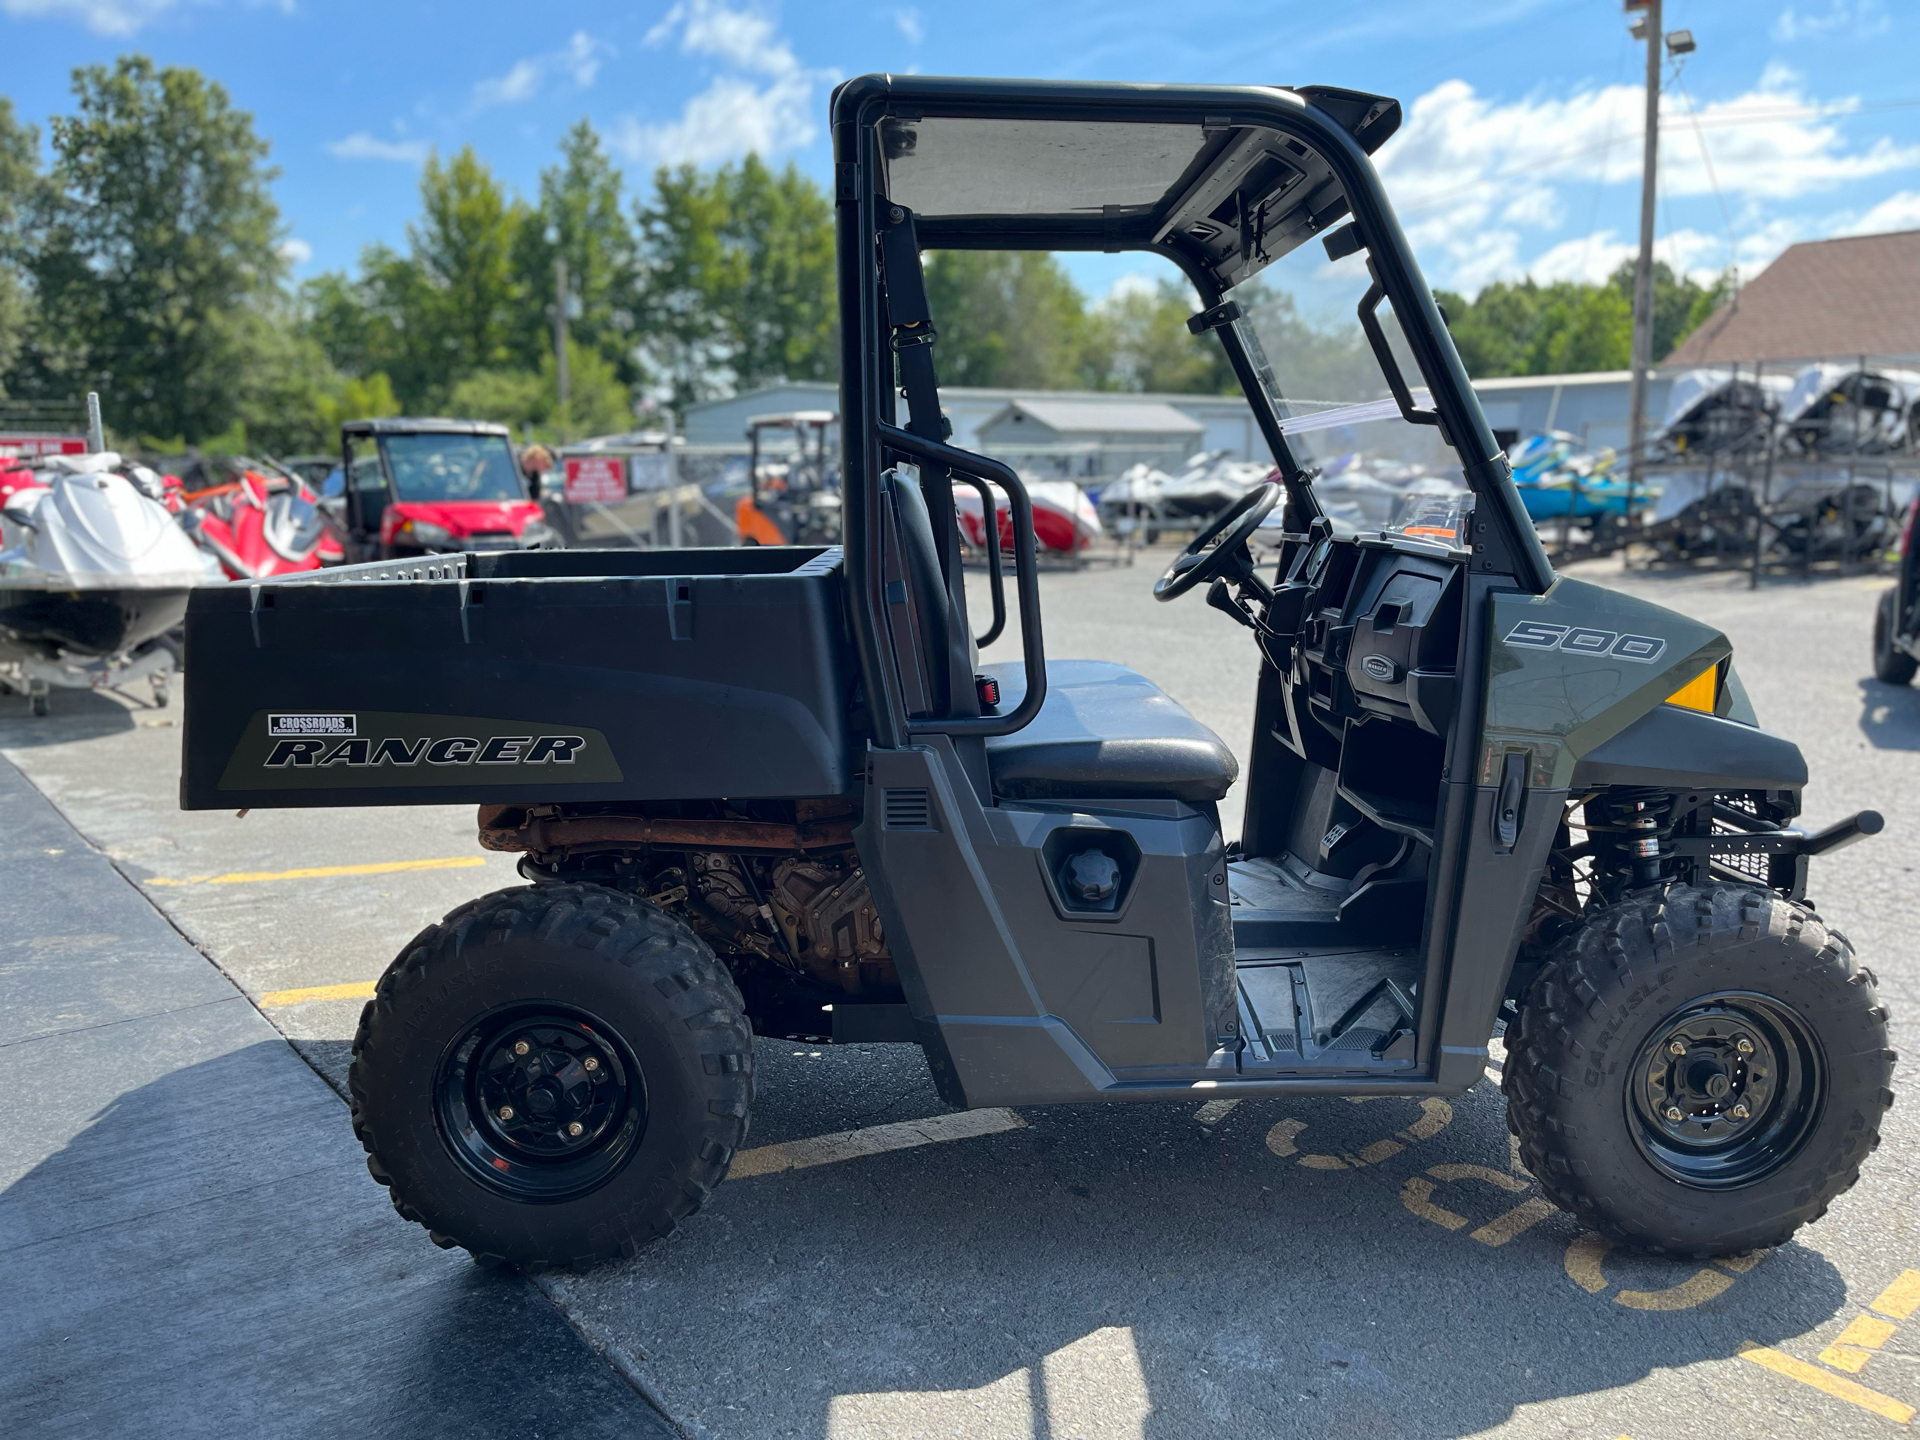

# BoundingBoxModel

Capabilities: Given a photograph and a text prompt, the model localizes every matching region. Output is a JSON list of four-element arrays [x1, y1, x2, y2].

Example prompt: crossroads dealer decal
[[219, 710, 622, 790]]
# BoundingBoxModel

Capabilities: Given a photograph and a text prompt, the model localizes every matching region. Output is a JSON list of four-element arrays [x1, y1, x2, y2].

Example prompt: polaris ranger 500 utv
[[181, 74, 1892, 1271]]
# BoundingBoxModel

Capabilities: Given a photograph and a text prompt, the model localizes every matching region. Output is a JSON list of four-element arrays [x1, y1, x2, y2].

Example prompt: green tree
[[302, 149, 529, 412], [1237, 284, 1384, 402], [0, 98, 40, 394], [1608, 259, 1736, 361], [920, 250, 1090, 389], [1537, 284, 1633, 373], [448, 339, 631, 439], [637, 155, 836, 404], [1437, 262, 1737, 381], [512, 122, 640, 383], [23, 56, 290, 442], [409, 148, 527, 385], [1090, 277, 1238, 394], [310, 370, 400, 437]]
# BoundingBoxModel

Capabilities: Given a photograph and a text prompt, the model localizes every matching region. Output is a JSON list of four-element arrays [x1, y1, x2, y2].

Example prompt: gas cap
[[1063, 850, 1121, 903]]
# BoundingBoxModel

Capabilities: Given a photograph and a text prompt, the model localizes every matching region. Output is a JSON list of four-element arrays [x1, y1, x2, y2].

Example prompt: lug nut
[[1668, 1040, 1687, 1056], [1666, 1105, 1684, 1122], [567, 1121, 585, 1137], [582, 1057, 599, 1072], [497, 1105, 515, 1121], [1730, 1102, 1751, 1121], [513, 1040, 530, 1056], [1735, 1037, 1754, 1055]]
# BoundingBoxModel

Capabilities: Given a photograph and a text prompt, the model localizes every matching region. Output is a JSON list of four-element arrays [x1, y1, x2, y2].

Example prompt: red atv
[[338, 419, 552, 561]]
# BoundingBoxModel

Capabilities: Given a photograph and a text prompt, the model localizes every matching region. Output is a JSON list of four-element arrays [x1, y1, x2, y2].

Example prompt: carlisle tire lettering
[[1502, 620, 1666, 664], [267, 733, 587, 769]]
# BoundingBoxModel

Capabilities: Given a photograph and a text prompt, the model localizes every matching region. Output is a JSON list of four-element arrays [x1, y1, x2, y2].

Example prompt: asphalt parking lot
[[6, 549, 1920, 1439]]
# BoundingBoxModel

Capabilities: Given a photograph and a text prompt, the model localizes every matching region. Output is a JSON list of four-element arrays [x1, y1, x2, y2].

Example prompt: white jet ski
[[0, 452, 213, 713]]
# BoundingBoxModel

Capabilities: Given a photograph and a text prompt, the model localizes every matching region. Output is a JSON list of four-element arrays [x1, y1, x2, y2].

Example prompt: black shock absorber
[[1593, 789, 1678, 888]]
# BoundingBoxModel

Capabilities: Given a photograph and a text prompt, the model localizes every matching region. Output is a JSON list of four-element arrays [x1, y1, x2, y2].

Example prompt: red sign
[[564, 455, 626, 503], [0, 435, 87, 460]]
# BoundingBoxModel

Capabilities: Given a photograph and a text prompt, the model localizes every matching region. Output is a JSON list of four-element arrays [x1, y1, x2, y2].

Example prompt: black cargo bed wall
[[181, 549, 860, 810]]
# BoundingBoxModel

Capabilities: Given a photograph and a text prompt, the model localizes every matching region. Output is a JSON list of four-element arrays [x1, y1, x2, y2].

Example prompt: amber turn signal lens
[[1666, 665, 1718, 713]]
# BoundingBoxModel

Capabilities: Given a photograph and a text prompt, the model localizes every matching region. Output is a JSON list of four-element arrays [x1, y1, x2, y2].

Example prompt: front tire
[[1874, 587, 1916, 685], [350, 883, 754, 1270], [1505, 884, 1892, 1257]]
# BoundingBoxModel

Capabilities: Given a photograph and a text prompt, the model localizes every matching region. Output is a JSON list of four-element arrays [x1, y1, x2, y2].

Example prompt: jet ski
[[955, 475, 1104, 558], [0, 452, 213, 714]]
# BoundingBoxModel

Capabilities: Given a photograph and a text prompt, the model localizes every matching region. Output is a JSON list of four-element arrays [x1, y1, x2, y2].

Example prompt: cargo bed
[[181, 547, 856, 810]]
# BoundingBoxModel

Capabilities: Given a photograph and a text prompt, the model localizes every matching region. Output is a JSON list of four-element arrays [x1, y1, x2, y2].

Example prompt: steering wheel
[[1153, 481, 1281, 602]]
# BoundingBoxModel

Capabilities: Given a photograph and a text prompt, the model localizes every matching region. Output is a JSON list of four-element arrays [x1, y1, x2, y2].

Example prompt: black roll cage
[[832, 75, 1553, 750]]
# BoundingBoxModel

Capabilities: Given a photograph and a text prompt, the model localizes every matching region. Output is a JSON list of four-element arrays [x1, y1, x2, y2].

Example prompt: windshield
[[1225, 242, 1481, 545], [380, 434, 524, 503]]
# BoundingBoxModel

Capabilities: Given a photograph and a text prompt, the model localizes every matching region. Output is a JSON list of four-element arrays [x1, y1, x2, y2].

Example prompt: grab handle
[[877, 423, 1045, 738]]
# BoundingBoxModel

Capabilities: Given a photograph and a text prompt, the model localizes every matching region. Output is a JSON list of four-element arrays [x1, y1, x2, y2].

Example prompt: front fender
[[1570, 704, 1806, 791]]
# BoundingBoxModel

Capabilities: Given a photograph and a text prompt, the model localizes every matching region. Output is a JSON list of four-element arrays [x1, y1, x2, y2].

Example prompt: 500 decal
[[265, 735, 585, 768], [1502, 621, 1667, 664]]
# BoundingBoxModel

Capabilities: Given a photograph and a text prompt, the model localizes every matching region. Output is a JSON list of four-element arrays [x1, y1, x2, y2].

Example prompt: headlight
[[519, 519, 554, 547], [399, 519, 454, 549]]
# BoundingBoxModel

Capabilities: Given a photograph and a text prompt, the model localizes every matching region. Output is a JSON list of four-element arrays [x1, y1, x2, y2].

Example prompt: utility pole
[[553, 253, 571, 443], [1625, 0, 1662, 521]]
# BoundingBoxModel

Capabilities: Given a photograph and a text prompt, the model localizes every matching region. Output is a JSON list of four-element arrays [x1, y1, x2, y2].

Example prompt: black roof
[[341, 418, 513, 438], [835, 75, 1400, 289]]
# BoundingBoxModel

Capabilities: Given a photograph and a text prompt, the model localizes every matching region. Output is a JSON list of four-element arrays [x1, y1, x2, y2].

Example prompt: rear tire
[[1504, 883, 1892, 1257], [1874, 587, 1916, 685], [350, 883, 754, 1271]]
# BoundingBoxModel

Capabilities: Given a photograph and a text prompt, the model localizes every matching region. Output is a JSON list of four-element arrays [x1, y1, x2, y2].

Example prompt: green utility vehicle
[[181, 74, 1891, 1272]]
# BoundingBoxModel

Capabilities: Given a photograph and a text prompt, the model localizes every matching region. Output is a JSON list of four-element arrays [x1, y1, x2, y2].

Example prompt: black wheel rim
[[1627, 991, 1825, 1190], [433, 1003, 647, 1203]]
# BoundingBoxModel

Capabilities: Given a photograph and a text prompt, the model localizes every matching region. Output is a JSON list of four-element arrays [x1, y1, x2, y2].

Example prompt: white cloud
[[1839, 191, 1920, 236], [1101, 271, 1162, 304], [278, 238, 313, 265], [894, 7, 923, 44], [472, 32, 607, 110], [1377, 68, 1920, 291], [1772, 1, 1891, 42], [0, 0, 187, 33], [0, 0, 292, 33], [615, 2, 835, 165], [327, 132, 432, 165]]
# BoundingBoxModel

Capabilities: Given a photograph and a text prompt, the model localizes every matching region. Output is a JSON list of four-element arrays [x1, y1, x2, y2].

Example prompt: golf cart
[[736, 410, 841, 546], [181, 75, 1890, 1272], [338, 418, 553, 561]]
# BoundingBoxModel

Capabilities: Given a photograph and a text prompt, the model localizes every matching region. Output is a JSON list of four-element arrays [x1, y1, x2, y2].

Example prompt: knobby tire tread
[[1502, 881, 1893, 1258], [349, 882, 754, 1272]]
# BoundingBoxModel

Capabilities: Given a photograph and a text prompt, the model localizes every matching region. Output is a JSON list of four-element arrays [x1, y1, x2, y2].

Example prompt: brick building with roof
[[1666, 229, 1920, 367]]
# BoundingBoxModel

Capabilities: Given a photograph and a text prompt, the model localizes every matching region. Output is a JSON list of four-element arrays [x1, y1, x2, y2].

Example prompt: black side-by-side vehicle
[[182, 75, 1892, 1270]]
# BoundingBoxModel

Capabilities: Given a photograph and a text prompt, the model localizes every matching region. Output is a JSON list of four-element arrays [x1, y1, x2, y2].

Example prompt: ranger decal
[[265, 734, 585, 768], [219, 709, 621, 790]]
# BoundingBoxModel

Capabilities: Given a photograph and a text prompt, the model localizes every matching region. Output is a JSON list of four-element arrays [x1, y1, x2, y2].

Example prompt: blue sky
[[4, 0, 1917, 319]]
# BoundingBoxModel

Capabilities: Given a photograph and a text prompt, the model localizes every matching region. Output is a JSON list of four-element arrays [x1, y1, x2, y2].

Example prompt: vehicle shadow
[[550, 1061, 1859, 1440], [0, 1042, 671, 1440], [0, 686, 141, 744], [1859, 677, 1920, 750]]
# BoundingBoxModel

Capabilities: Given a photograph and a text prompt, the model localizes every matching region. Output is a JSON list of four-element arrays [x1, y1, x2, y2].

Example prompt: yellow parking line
[[1739, 1342, 1916, 1424], [729, 1108, 1027, 1180], [1874, 1271, 1920, 1321], [260, 981, 377, 1008], [149, 856, 485, 887]]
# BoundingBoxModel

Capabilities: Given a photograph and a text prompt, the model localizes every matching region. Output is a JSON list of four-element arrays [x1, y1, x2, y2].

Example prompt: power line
[[1669, 62, 1741, 283]]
